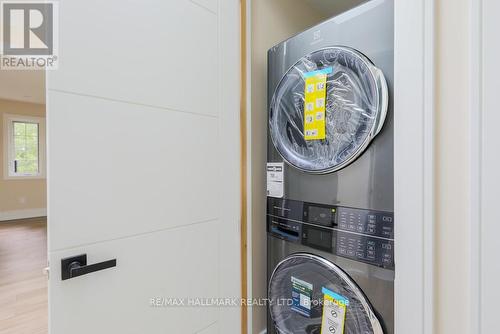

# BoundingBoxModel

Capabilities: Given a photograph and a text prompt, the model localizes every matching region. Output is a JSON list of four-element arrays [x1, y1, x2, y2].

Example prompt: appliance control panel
[[267, 198, 395, 270], [337, 207, 393, 239]]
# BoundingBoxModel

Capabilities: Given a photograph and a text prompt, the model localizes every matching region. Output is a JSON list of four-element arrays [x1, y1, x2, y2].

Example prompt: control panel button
[[382, 243, 392, 250], [334, 231, 394, 269]]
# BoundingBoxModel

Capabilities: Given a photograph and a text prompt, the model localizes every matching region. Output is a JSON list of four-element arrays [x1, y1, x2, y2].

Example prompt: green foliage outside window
[[13, 122, 39, 174]]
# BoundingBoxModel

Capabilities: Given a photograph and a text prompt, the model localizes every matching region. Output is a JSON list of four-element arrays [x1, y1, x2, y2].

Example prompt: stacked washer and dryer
[[266, 1, 394, 333]]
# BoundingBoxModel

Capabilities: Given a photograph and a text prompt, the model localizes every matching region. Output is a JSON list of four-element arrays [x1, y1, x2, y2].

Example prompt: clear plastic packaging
[[269, 47, 388, 174], [268, 253, 384, 334]]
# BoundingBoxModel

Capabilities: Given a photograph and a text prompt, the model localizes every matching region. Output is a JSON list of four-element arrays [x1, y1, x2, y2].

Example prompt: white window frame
[[3, 113, 46, 179]]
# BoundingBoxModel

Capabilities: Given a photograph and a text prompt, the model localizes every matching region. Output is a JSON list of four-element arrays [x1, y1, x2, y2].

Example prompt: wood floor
[[0, 217, 48, 334]]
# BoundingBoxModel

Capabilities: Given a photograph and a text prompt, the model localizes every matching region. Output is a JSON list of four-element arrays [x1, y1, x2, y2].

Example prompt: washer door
[[269, 46, 388, 174], [268, 253, 384, 334]]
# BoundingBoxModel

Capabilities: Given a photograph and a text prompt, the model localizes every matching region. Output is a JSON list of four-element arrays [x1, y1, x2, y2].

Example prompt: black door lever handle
[[61, 254, 116, 280]]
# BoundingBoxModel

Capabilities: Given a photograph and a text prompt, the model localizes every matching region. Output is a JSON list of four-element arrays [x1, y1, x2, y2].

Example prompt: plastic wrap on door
[[269, 47, 388, 174]]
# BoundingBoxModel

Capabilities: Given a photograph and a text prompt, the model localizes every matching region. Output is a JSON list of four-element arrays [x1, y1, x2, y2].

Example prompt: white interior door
[[47, 1, 241, 333]]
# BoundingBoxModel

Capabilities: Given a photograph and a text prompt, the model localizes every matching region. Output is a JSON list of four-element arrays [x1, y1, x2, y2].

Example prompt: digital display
[[307, 228, 332, 250], [308, 206, 334, 226]]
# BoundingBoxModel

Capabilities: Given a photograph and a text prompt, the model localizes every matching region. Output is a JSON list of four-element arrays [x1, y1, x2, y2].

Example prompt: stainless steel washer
[[266, 1, 394, 333]]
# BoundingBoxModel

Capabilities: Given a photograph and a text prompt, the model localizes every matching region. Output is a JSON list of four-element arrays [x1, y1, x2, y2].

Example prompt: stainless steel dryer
[[266, 1, 394, 333]]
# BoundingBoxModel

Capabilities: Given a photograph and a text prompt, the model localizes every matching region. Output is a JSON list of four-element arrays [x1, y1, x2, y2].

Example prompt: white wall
[[435, 0, 471, 332], [0, 99, 46, 220]]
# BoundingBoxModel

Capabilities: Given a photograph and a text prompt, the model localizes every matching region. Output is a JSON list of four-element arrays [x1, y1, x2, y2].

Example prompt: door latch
[[61, 254, 116, 281]]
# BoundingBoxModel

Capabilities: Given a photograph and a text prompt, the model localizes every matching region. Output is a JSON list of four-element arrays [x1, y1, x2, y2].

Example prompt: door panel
[[47, 0, 241, 333], [50, 221, 219, 333], [50, 0, 219, 116], [191, 0, 218, 14], [48, 91, 219, 250], [197, 322, 219, 334]]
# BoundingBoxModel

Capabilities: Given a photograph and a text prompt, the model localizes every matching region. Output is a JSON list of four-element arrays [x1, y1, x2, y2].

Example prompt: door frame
[[469, 0, 490, 333], [240, 1, 249, 334], [394, 0, 435, 334], [394, 1, 435, 334], [243, 0, 437, 333]]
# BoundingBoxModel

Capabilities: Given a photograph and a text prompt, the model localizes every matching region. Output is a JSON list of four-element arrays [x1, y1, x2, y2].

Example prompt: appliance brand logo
[[1, 1, 58, 69], [311, 29, 323, 45]]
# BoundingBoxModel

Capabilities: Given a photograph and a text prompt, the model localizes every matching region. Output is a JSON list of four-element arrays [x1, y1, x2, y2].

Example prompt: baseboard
[[0, 208, 47, 221]]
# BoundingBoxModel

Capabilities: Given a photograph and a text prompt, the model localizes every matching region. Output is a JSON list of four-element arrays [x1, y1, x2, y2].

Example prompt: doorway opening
[[0, 69, 48, 334]]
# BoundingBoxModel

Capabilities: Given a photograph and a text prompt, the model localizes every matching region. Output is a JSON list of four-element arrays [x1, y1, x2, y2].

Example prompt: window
[[3, 114, 46, 179]]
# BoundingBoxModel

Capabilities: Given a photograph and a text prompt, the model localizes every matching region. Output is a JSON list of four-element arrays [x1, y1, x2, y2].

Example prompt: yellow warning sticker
[[320, 287, 348, 334], [303, 67, 331, 141]]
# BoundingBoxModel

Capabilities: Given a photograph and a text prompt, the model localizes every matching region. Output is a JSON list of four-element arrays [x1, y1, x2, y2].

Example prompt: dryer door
[[269, 47, 388, 174], [268, 253, 384, 334]]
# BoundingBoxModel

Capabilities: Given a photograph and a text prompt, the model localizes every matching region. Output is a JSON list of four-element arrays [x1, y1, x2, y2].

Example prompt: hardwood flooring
[[0, 217, 48, 334]]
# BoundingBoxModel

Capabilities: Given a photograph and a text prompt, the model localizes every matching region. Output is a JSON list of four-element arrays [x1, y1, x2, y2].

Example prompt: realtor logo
[[3, 2, 53, 55], [1, 1, 58, 69]]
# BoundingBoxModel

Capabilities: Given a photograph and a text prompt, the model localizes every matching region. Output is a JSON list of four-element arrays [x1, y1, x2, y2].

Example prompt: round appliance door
[[269, 253, 384, 334], [269, 46, 388, 174]]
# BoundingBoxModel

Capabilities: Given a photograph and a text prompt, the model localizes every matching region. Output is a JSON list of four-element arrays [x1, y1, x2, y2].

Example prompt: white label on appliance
[[267, 162, 284, 198], [300, 293, 311, 310]]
